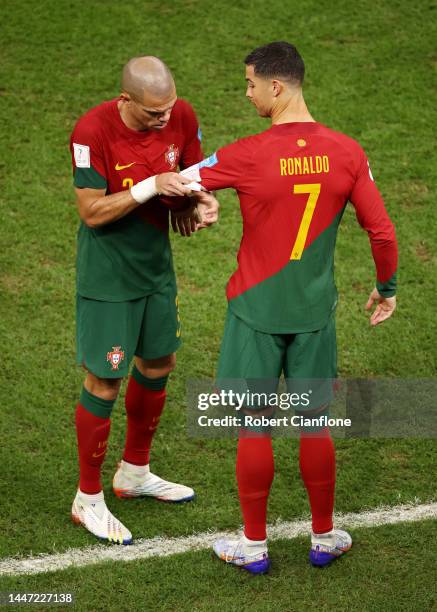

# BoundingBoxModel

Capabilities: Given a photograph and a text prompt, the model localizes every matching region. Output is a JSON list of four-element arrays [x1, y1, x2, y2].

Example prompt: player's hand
[[170, 204, 201, 237], [156, 173, 196, 197], [365, 288, 396, 326], [192, 191, 219, 229]]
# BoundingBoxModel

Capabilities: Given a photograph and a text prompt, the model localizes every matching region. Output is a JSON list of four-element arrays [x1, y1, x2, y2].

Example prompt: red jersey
[[70, 98, 203, 301], [186, 122, 397, 333]]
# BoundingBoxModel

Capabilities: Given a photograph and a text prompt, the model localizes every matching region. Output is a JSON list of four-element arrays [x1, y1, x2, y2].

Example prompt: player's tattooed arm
[[75, 173, 194, 228], [75, 186, 139, 228]]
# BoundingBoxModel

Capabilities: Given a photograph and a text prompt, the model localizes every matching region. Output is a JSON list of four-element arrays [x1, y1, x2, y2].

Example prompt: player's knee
[[84, 373, 122, 401], [162, 353, 177, 374], [136, 353, 176, 378]]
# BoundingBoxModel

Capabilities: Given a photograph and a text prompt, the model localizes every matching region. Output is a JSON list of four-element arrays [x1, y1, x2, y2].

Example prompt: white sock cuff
[[121, 460, 150, 475], [312, 529, 334, 538], [78, 490, 104, 504], [243, 534, 267, 548], [311, 529, 335, 545]]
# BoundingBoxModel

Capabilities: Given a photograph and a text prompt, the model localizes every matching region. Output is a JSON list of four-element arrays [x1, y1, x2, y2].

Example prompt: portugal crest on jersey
[[165, 144, 179, 170], [107, 346, 125, 370]]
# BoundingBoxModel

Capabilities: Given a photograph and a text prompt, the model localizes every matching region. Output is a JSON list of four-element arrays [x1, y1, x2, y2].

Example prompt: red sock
[[75, 403, 111, 494], [236, 434, 274, 541], [122, 373, 166, 466], [299, 427, 336, 534]]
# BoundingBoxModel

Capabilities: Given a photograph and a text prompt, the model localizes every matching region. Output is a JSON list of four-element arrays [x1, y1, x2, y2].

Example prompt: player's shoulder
[[169, 98, 199, 138], [218, 129, 268, 159], [71, 99, 117, 140], [316, 124, 366, 159], [171, 98, 197, 120]]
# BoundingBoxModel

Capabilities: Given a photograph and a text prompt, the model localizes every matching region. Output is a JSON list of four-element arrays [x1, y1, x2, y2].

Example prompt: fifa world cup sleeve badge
[[107, 346, 125, 370], [165, 144, 180, 170]]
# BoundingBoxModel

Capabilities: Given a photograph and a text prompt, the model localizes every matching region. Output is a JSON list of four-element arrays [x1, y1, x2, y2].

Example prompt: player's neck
[[272, 110, 315, 125], [271, 91, 315, 125], [118, 99, 147, 132]]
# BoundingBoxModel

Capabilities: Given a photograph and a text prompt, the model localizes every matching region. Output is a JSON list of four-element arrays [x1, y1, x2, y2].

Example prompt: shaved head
[[118, 56, 178, 131], [121, 56, 176, 102]]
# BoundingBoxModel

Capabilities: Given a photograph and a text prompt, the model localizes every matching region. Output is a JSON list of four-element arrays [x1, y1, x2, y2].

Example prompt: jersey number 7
[[290, 183, 321, 260]]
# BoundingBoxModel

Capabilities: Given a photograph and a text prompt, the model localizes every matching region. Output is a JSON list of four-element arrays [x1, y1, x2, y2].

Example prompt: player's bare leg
[[136, 353, 176, 379], [113, 353, 195, 502], [83, 372, 122, 400], [72, 372, 132, 544]]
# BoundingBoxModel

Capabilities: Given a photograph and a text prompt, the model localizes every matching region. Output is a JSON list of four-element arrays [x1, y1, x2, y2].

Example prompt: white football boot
[[213, 535, 271, 574], [71, 490, 132, 545], [113, 460, 195, 503], [310, 528, 352, 566]]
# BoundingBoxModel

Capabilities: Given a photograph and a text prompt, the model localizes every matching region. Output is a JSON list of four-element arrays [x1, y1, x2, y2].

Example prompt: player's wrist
[[376, 284, 396, 298], [130, 176, 158, 204]]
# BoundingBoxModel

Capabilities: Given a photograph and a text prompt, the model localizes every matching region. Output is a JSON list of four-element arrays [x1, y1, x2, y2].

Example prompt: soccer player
[[181, 42, 397, 572], [69, 56, 218, 544]]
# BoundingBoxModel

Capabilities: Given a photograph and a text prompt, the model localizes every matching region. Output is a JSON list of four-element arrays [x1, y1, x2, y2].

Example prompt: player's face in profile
[[245, 65, 273, 118], [128, 89, 177, 131]]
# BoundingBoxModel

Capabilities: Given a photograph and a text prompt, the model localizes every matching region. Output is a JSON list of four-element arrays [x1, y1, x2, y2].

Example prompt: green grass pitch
[[0, 0, 436, 610]]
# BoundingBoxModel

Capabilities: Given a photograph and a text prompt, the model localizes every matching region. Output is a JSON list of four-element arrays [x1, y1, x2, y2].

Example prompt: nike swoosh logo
[[115, 162, 136, 171], [92, 449, 107, 458]]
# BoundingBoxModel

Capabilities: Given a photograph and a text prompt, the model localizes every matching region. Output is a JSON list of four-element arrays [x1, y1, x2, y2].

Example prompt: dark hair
[[244, 42, 305, 85]]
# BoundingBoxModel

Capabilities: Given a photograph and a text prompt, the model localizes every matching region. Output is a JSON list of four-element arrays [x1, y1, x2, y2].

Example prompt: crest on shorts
[[165, 144, 179, 170], [107, 346, 125, 370]]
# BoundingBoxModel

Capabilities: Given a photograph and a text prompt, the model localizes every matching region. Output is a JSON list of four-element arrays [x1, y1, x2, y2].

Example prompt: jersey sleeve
[[179, 102, 204, 169], [180, 138, 253, 191], [349, 148, 398, 296], [201, 139, 254, 190], [70, 118, 108, 190]]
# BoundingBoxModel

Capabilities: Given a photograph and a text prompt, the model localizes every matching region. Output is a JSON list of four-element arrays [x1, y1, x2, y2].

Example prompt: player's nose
[[160, 110, 172, 123]]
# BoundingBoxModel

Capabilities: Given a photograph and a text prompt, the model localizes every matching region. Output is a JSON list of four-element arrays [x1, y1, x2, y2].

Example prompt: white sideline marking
[[1, 502, 437, 576]]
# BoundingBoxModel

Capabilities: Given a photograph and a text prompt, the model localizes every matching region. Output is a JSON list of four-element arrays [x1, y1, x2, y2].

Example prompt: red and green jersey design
[[197, 122, 397, 333], [70, 98, 203, 301]]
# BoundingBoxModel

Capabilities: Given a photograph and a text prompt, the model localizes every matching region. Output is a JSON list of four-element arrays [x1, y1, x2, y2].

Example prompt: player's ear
[[271, 79, 282, 97], [120, 91, 131, 103]]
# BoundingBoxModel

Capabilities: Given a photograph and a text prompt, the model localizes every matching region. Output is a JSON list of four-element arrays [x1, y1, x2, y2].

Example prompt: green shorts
[[217, 308, 337, 413], [76, 277, 181, 378]]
